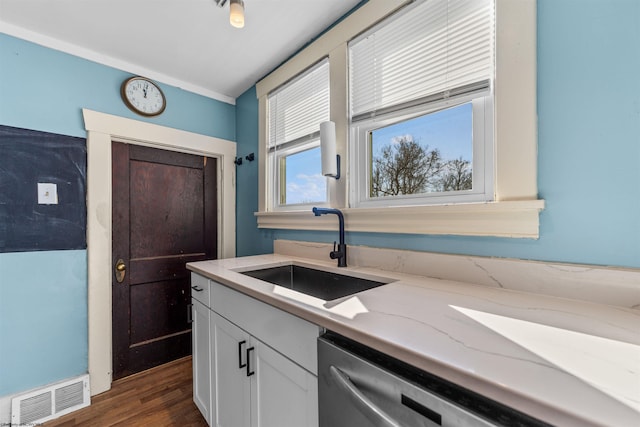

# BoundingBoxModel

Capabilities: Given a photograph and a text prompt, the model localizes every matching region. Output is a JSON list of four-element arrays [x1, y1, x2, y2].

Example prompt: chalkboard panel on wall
[[0, 125, 87, 253]]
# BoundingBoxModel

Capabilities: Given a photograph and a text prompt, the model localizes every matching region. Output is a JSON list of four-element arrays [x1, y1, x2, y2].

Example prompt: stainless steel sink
[[240, 264, 392, 301]]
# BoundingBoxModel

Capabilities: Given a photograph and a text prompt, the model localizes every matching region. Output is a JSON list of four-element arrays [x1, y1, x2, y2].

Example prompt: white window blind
[[268, 58, 330, 150], [349, 0, 494, 121]]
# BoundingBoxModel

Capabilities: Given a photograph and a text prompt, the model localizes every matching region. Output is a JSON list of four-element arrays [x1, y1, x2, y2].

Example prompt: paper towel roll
[[320, 121, 337, 177]]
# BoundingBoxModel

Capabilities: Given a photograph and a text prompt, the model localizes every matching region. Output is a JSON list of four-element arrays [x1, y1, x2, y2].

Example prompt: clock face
[[121, 77, 166, 116]]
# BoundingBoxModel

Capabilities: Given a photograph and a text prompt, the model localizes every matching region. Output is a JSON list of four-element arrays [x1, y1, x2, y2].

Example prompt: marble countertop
[[187, 254, 640, 427]]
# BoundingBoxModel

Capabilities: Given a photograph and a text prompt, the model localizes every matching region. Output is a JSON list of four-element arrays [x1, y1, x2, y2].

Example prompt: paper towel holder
[[320, 121, 340, 180]]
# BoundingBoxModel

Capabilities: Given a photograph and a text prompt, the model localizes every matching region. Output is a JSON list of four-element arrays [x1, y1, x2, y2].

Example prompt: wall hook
[[235, 153, 255, 166]]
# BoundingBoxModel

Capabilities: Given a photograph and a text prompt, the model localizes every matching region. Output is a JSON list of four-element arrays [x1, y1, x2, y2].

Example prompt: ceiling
[[0, 0, 363, 104]]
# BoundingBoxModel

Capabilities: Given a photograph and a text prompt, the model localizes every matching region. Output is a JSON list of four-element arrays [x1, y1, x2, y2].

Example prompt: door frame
[[83, 108, 236, 396]]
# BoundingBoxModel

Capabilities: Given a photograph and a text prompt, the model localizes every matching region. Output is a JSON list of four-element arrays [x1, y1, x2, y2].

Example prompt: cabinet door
[[210, 312, 251, 427], [192, 299, 211, 423], [251, 340, 318, 427]]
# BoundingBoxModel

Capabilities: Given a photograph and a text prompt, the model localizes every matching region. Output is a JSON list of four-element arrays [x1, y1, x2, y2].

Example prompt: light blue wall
[[535, 0, 640, 267], [235, 0, 640, 268], [235, 87, 274, 256], [0, 251, 87, 395], [0, 33, 236, 397], [0, 33, 235, 140]]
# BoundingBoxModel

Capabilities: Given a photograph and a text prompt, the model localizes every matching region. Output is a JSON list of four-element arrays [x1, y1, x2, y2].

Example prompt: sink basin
[[240, 264, 391, 301]]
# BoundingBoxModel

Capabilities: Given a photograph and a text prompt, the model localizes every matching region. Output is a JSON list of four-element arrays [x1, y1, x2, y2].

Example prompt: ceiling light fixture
[[229, 0, 245, 28]]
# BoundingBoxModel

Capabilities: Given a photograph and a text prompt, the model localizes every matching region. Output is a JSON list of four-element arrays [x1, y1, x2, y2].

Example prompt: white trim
[[256, 200, 545, 239], [258, 99, 268, 214], [0, 22, 235, 104], [328, 44, 349, 208], [494, 0, 538, 200], [83, 108, 236, 396], [0, 394, 11, 425]]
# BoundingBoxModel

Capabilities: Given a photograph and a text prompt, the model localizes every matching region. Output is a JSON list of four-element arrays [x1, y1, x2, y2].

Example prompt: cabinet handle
[[187, 303, 193, 324], [238, 340, 247, 369], [246, 347, 255, 377], [191, 285, 204, 292]]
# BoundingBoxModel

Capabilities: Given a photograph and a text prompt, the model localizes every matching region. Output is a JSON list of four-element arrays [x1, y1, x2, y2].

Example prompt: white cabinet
[[210, 312, 317, 427], [192, 298, 211, 421], [251, 339, 318, 427], [191, 273, 319, 427], [191, 273, 212, 422], [210, 312, 251, 427]]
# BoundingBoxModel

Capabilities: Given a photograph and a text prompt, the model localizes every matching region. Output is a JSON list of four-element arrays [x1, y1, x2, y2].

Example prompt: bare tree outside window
[[368, 103, 474, 199], [371, 136, 444, 197], [439, 157, 472, 192], [370, 137, 473, 198]]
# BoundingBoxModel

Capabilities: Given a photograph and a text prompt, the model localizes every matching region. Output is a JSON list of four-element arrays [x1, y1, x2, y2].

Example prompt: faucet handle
[[330, 241, 338, 260]]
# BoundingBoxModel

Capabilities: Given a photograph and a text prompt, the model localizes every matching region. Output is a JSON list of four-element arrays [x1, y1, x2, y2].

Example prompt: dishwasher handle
[[330, 366, 402, 427]]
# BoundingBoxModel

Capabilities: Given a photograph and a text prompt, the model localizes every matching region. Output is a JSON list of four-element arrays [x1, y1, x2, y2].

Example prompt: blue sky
[[371, 103, 472, 160], [284, 146, 326, 205], [283, 103, 472, 204]]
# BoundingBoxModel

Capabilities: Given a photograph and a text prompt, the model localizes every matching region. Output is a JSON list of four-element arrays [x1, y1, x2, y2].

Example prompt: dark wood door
[[112, 142, 217, 379]]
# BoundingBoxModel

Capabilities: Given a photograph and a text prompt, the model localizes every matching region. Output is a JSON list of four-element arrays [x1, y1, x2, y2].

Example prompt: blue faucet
[[312, 207, 347, 267]]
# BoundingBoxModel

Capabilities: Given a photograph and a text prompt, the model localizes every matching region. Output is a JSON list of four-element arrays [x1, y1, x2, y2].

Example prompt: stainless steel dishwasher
[[318, 331, 551, 427]]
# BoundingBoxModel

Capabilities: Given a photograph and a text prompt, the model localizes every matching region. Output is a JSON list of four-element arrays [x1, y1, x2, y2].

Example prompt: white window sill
[[255, 200, 545, 239]]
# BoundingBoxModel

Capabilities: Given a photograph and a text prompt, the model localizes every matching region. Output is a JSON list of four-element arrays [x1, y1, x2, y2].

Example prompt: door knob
[[115, 258, 126, 283]]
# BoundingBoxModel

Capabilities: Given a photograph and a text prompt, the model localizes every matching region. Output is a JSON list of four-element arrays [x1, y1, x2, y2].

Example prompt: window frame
[[350, 90, 494, 208], [255, 0, 543, 239]]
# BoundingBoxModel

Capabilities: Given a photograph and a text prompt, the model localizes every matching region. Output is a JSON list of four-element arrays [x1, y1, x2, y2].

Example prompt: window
[[255, 0, 541, 238], [267, 59, 330, 210], [349, 0, 494, 207]]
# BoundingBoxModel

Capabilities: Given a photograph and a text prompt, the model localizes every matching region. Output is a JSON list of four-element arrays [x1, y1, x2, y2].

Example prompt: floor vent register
[[11, 374, 90, 425]]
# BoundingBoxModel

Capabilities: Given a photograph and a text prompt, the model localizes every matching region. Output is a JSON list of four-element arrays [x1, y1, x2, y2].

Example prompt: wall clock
[[120, 76, 166, 117]]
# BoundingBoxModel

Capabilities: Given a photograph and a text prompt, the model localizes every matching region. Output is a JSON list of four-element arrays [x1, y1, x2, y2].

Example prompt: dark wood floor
[[44, 356, 208, 426]]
